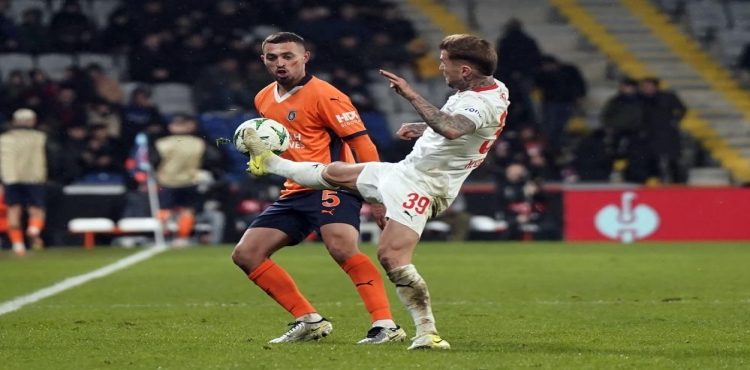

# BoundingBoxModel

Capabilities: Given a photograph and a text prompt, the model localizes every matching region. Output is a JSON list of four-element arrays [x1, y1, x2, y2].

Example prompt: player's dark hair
[[439, 34, 497, 76], [262, 32, 306, 50]]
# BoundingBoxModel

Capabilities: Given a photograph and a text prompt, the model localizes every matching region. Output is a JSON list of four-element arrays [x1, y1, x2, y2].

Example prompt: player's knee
[[324, 162, 350, 184], [377, 243, 407, 271], [231, 243, 264, 271], [321, 228, 360, 264]]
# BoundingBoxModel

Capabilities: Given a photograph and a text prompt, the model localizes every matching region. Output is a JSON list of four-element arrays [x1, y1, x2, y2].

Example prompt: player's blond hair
[[439, 34, 497, 76]]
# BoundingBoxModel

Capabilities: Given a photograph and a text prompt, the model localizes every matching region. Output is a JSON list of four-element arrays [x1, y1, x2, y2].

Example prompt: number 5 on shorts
[[321, 190, 340, 207], [402, 192, 430, 215]]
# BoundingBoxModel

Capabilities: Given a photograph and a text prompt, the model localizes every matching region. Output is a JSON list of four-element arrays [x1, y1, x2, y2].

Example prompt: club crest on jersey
[[287, 110, 297, 121]]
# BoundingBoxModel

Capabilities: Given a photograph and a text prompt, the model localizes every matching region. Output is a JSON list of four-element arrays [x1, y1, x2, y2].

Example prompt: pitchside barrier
[[2, 183, 747, 248]]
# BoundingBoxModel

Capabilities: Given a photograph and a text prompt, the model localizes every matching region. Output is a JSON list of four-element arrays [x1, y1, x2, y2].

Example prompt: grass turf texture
[[1, 243, 748, 370]]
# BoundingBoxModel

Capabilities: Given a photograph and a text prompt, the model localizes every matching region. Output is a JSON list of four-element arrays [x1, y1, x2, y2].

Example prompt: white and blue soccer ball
[[233, 118, 290, 156]]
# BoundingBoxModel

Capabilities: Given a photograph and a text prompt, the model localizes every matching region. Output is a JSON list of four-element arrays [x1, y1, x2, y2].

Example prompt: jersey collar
[[274, 74, 313, 103]]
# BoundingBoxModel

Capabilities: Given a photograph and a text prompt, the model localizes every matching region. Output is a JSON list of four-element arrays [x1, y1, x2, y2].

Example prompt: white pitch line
[[0, 246, 168, 316]]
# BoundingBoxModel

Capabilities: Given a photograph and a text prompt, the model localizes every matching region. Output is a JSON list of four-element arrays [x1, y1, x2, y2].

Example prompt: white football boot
[[357, 326, 407, 344], [268, 318, 333, 343], [407, 334, 451, 350]]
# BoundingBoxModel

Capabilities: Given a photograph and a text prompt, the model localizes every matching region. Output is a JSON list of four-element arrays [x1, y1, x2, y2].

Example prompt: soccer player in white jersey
[[244, 34, 508, 350]]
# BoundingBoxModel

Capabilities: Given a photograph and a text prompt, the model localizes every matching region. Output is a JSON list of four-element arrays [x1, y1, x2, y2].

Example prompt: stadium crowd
[[0, 0, 694, 246]]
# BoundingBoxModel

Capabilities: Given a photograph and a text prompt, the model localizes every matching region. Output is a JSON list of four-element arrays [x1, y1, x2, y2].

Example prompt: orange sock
[[177, 214, 194, 239], [27, 218, 45, 236], [341, 253, 393, 322], [249, 260, 316, 318], [8, 228, 23, 244]]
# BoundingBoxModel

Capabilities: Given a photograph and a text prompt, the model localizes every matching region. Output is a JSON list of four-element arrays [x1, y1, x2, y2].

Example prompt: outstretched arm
[[380, 70, 475, 140], [409, 96, 476, 140]]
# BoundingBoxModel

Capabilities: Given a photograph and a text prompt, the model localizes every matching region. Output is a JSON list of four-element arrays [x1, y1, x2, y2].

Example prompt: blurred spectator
[[0, 0, 18, 52], [49, 0, 97, 52], [290, 7, 336, 50], [601, 77, 643, 158], [51, 85, 87, 132], [3, 70, 28, 114], [87, 101, 122, 138], [86, 64, 123, 105], [518, 125, 558, 181], [535, 55, 587, 151], [381, 5, 416, 44], [495, 163, 549, 241], [210, 0, 248, 45], [121, 87, 166, 146], [17, 8, 48, 54], [79, 123, 123, 178], [495, 19, 541, 127], [99, 7, 138, 53], [330, 68, 376, 113], [129, 32, 175, 83], [495, 19, 542, 82], [175, 33, 214, 83], [640, 77, 686, 184], [331, 33, 366, 72], [335, 4, 369, 42], [572, 128, 613, 182], [59, 66, 96, 103], [131, 0, 174, 37], [193, 55, 249, 111], [365, 32, 410, 70]]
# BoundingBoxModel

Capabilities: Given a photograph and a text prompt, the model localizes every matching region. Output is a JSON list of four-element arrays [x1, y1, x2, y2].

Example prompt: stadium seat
[[37, 53, 74, 81], [0, 53, 34, 80], [152, 83, 195, 115]]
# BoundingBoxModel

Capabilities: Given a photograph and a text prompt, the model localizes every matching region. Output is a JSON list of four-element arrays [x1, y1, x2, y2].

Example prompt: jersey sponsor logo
[[335, 111, 361, 127], [287, 110, 297, 121], [462, 107, 483, 118], [288, 132, 305, 149]]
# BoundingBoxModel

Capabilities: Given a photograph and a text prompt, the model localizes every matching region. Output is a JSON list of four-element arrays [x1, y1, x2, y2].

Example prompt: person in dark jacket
[[534, 55, 587, 151], [495, 19, 542, 127], [601, 77, 644, 158], [639, 77, 686, 184]]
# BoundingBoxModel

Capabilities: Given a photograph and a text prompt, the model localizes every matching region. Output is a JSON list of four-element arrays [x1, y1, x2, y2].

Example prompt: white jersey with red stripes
[[401, 79, 510, 198]]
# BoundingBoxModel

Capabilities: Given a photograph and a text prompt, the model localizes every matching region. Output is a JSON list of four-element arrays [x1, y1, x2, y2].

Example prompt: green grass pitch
[[1, 242, 749, 369]]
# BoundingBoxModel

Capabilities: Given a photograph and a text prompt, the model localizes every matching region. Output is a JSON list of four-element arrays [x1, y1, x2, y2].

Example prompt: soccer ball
[[233, 118, 290, 156]]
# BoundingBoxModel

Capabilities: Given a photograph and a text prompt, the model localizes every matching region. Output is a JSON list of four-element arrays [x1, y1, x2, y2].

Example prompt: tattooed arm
[[380, 69, 477, 140], [409, 95, 476, 140]]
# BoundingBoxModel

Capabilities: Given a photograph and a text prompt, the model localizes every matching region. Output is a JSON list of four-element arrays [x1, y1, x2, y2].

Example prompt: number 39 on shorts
[[402, 192, 430, 215]]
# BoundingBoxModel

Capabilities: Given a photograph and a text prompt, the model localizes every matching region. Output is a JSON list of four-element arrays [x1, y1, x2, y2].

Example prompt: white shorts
[[356, 162, 454, 236]]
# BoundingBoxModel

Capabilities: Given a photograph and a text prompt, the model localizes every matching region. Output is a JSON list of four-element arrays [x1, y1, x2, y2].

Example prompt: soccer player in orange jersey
[[231, 32, 405, 344]]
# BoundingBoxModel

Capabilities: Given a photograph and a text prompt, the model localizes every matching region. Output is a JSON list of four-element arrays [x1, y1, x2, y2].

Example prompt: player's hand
[[370, 203, 388, 230], [397, 123, 426, 140], [379, 69, 418, 101]]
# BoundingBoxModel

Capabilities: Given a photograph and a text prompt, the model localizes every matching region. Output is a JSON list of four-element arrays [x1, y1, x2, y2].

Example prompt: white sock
[[264, 156, 338, 190], [387, 264, 437, 337], [372, 319, 397, 329], [295, 313, 323, 323]]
